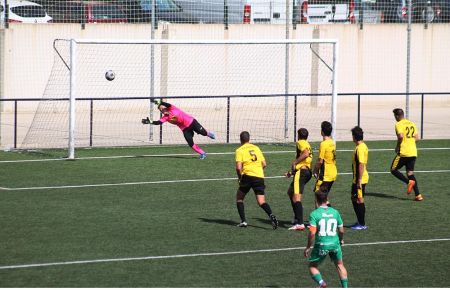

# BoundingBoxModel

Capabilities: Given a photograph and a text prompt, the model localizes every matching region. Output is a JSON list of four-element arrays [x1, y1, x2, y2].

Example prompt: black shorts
[[239, 175, 266, 195], [391, 155, 416, 171], [314, 180, 334, 193], [289, 168, 312, 195], [351, 183, 366, 199]]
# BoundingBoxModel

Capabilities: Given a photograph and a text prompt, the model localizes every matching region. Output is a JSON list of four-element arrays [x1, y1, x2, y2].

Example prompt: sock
[[237, 202, 246, 222], [352, 200, 359, 223], [340, 278, 349, 288], [293, 201, 304, 224], [357, 203, 366, 226], [408, 175, 420, 195], [312, 273, 324, 285], [260, 203, 273, 216], [391, 169, 409, 183], [191, 144, 205, 155]]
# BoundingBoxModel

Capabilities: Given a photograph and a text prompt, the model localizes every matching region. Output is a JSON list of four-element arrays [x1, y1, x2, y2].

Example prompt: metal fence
[[1, 0, 449, 28], [1, 92, 449, 151]]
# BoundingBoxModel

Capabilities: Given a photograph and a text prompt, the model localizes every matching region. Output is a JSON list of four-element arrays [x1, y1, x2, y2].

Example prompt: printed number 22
[[405, 126, 415, 138], [249, 150, 258, 161]]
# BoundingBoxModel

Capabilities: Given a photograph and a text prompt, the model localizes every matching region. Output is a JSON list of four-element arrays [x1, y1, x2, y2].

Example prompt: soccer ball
[[105, 70, 115, 81]]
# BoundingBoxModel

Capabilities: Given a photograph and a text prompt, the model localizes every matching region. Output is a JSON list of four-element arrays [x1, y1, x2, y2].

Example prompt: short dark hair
[[298, 128, 309, 140], [240, 131, 250, 143], [351, 126, 364, 141], [315, 188, 329, 204], [321, 121, 333, 137], [393, 108, 404, 117]]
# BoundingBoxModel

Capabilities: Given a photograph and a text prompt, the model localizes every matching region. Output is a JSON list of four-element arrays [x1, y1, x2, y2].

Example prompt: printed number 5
[[249, 150, 258, 161]]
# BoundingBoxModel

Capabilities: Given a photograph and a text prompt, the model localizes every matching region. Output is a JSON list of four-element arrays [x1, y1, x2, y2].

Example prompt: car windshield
[[92, 5, 126, 19], [11, 5, 46, 17], [141, 0, 179, 11]]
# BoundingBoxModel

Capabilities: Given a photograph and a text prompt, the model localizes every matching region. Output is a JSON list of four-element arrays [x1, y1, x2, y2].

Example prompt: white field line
[[0, 237, 449, 270], [1, 169, 450, 191], [1, 147, 450, 163]]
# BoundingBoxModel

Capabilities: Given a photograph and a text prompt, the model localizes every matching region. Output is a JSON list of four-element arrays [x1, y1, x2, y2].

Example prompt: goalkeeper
[[142, 99, 216, 160]]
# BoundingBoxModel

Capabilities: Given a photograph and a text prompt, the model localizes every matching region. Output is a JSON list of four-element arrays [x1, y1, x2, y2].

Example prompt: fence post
[[89, 99, 93, 147], [421, 93, 424, 139], [357, 94, 361, 127], [13, 100, 17, 148], [294, 94, 297, 142], [226, 96, 230, 143]]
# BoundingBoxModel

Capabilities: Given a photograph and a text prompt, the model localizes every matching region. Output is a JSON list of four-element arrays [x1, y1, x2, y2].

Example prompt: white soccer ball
[[105, 70, 115, 81]]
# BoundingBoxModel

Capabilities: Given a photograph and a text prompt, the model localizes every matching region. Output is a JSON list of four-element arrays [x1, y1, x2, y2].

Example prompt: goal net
[[21, 39, 338, 158]]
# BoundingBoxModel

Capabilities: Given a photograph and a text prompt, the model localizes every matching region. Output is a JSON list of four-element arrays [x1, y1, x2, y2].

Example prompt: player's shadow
[[198, 218, 266, 230], [365, 191, 410, 201], [137, 155, 194, 159]]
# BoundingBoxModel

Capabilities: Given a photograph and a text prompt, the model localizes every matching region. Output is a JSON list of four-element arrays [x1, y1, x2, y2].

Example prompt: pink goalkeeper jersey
[[159, 104, 194, 131]]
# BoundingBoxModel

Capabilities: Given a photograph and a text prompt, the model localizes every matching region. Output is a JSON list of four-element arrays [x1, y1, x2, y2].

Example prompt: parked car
[[47, 0, 128, 23], [172, 0, 295, 24], [378, 0, 449, 23], [0, 0, 52, 24], [115, 0, 200, 23], [354, 0, 384, 23], [296, 0, 354, 24]]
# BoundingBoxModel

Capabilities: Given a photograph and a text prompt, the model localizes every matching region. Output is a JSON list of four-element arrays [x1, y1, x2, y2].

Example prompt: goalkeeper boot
[[319, 281, 327, 288], [199, 153, 207, 160], [269, 214, 279, 230], [208, 131, 216, 139]]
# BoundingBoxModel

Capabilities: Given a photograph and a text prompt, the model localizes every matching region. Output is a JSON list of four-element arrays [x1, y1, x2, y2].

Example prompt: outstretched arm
[[141, 117, 162, 125]]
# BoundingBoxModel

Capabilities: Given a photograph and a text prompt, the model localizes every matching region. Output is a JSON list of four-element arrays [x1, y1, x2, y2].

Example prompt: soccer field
[[1, 139, 450, 287]]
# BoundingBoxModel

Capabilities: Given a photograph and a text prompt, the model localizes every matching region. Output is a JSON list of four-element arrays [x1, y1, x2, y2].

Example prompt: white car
[[0, 0, 52, 24]]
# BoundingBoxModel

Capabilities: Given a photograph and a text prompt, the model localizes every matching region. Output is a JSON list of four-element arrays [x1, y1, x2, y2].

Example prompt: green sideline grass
[[0, 139, 450, 287]]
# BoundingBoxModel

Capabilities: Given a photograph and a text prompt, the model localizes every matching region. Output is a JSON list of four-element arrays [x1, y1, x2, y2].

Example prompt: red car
[[48, 0, 128, 23]]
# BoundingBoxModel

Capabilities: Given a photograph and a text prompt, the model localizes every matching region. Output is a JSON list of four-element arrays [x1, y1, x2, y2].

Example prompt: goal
[[21, 39, 338, 159]]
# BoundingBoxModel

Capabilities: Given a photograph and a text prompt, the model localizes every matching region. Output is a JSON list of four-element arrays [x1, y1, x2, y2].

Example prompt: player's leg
[[390, 155, 409, 184], [321, 181, 334, 206], [351, 184, 367, 229], [286, 182, 298, 225], [253, 178, 278, 229], [330, 249, 348, 288], [308, 250, 327, 288], [405, 157, 422, 200], [236, 177, 250, 227], [183, 128, 206, 158], [191, 119, 215, 139]]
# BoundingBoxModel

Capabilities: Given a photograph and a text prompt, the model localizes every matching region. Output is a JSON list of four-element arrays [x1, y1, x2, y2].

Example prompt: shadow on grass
[[365, 191, 410, 201], [198, 218, 267, 229], [137, 155, 194, 159]]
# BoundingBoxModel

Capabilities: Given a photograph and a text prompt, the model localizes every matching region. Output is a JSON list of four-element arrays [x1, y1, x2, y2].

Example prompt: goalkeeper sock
[[340, 278, 349, 288], [192, 144, 205, 155]]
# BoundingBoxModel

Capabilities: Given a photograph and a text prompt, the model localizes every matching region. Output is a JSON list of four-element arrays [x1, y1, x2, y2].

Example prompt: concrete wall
[[0, 23, 449, 148]]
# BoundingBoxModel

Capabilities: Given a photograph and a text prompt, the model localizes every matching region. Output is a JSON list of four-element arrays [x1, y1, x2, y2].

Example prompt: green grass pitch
[[0, 139, 450, 287]]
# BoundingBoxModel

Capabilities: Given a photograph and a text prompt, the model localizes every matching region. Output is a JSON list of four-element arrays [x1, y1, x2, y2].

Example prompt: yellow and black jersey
[[352, 142, 369, 184], [318, 139, 337, 182], [295, 139, 313, 170], [395, 119, 418, 157], [235, 143, 265, 178]]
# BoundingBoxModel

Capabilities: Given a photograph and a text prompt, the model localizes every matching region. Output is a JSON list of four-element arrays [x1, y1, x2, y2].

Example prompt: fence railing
[[1, 92, 449, 150]]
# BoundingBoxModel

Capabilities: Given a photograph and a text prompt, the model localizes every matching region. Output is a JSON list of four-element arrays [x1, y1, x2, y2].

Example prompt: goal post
[[22, 38, 339, 159]]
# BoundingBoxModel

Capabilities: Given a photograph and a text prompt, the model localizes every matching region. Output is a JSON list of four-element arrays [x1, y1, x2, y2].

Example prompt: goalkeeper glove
[[142, 117, 152, 124], [152, 99, 161, 106]]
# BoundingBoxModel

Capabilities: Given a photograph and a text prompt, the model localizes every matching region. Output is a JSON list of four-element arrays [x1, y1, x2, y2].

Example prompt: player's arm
[[293, 148, 310, 171], [304, 225, 316, 257], [338, 225, 344, 245], [313, 158, 323, 179], [141, 117, 163, 125], [236, 161, 243, 181], [357, 162, 365, 189]]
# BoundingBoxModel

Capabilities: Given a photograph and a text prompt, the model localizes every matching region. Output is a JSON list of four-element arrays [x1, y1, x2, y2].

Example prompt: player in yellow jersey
[[235, 131, 279, 229], [390, 108, 423, 201], [350, 126, 369, 230], [285, 128, 313, 231], [313, 121, 337, 205]]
